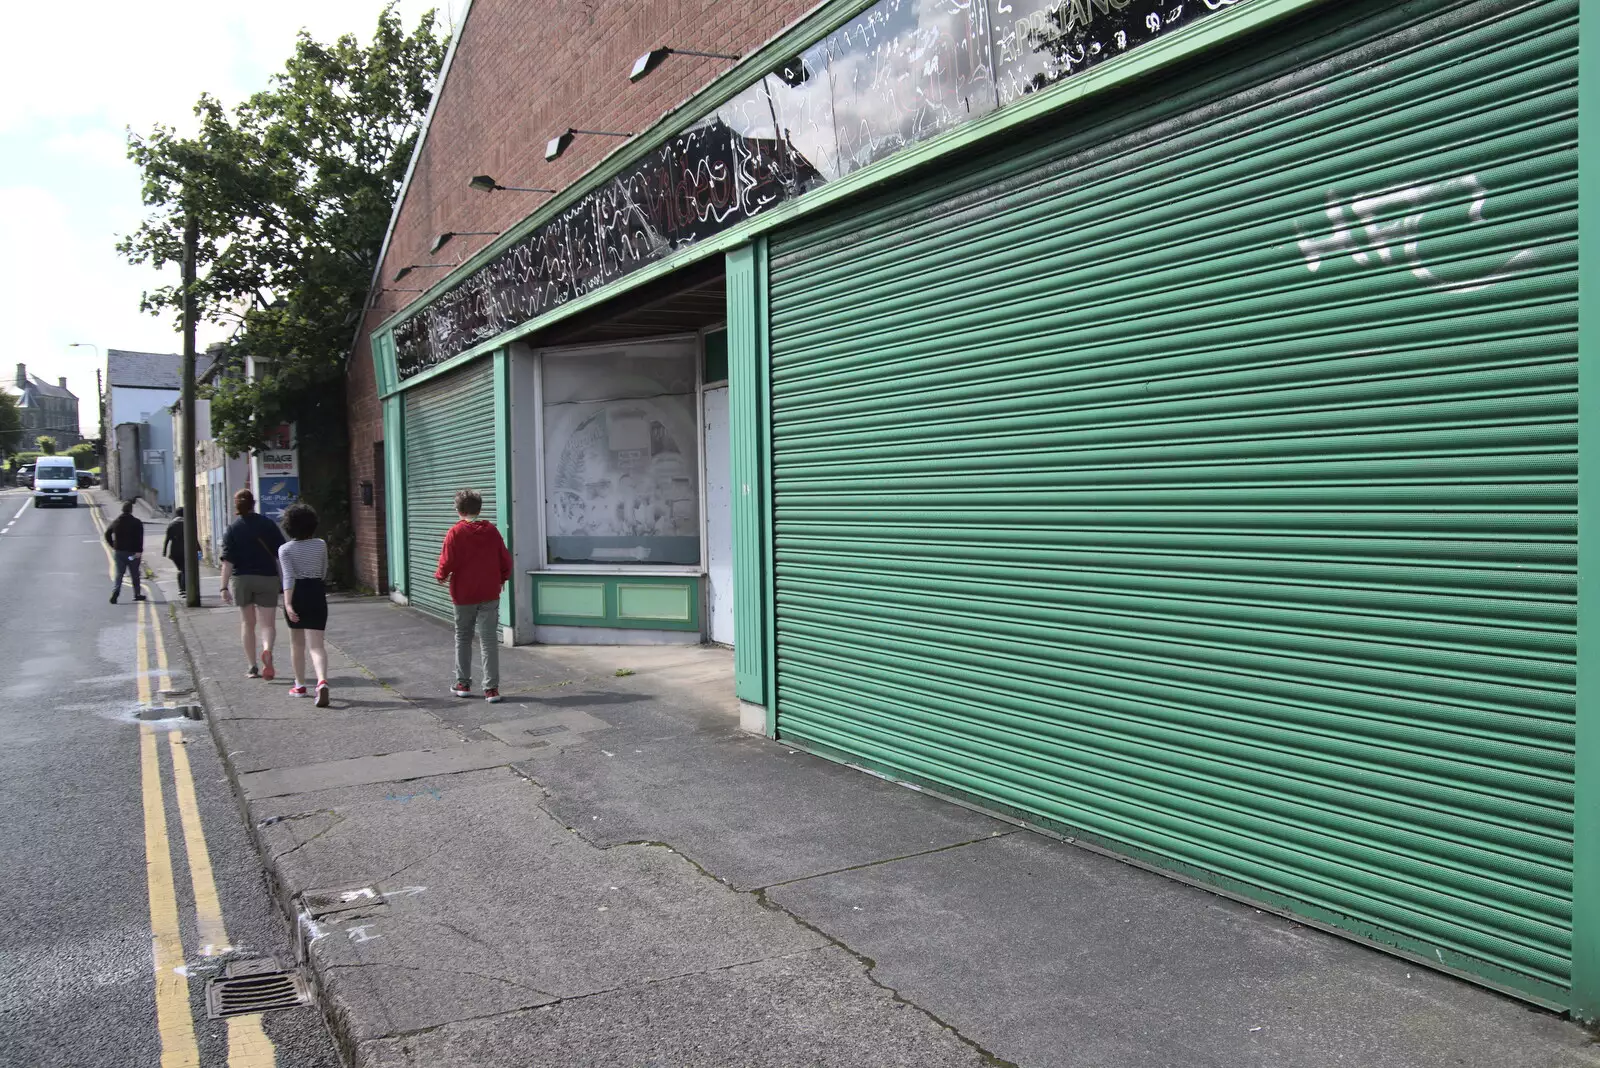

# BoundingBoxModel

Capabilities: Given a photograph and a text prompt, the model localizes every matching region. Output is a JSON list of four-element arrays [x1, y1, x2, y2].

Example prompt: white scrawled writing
[[1296, 174, 1536, 292]]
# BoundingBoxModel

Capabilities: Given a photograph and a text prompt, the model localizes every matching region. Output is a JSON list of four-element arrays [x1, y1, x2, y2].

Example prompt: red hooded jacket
[[435, 519, 512, 606]]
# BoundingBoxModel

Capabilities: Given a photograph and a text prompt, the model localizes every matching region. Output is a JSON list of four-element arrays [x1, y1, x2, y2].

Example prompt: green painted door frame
[[728, 241, 772, 719], [494, 348, 514, 632], [1571, 0, 1599, 1025], [382, 395, 407, 595]]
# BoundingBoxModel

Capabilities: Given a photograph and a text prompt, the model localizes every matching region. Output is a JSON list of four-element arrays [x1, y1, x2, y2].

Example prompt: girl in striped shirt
[[279, 503, 332, 706]]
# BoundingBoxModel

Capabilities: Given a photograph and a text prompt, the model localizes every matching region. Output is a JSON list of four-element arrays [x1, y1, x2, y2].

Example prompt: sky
[[0, 0, 460, 437]]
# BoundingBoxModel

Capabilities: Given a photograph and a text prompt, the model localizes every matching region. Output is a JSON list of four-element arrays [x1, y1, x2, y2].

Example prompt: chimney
[[14, 363, 23, 389], [58, 377, 68, 389]]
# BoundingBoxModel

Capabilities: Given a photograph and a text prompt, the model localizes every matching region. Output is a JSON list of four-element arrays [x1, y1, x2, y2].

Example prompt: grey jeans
[[453, 600, 500, 690], [112, 551, 142, 597]]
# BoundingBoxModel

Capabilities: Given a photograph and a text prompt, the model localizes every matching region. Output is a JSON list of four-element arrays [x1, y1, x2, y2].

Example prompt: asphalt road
[[0, 488, 339, 1067]]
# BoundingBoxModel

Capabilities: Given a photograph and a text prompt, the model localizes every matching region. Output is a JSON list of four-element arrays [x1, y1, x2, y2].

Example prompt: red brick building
[[346, 0, 816, 592]]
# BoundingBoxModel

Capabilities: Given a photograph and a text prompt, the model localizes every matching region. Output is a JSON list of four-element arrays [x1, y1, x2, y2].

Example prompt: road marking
[[140, 730, 201, 1067], [147, 593, 280, 1066], [11, 502, 25, 521], [89, 498, 116, 580]]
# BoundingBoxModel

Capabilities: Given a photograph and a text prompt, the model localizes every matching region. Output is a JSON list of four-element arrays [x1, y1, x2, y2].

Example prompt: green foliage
[[66, 442, 98, 469], [35, 435, 57, 455], [8, 451, 42, 471], [120, 3, 448, 581], [0, 391, 20, 455]]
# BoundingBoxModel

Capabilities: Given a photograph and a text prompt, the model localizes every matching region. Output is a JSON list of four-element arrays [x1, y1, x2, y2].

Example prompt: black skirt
[[286, 577, 329, 631]]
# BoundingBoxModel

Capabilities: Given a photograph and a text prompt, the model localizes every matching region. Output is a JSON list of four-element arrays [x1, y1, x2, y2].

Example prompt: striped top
[[278, 538, 328, 591]]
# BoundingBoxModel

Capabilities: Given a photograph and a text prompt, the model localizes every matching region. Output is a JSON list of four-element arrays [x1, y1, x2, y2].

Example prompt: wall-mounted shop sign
[[391, 0, 1247, 381]]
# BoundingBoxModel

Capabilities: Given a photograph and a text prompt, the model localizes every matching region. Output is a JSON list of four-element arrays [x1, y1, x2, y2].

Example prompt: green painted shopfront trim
[[371, 0, 1332, 400], [382, 395, 407, 595], [1571, 0, 1599, 1025], [529, 573, 702, 632], [494, 348, 514, 631], [728, 244, 767, 705]]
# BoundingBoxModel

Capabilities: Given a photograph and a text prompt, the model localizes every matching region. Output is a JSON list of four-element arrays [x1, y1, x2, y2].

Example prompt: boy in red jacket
[[435, 488, 513, 702]]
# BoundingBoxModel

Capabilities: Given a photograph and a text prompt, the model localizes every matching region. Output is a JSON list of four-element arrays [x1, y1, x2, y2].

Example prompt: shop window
[[542, 344, 700, 566]]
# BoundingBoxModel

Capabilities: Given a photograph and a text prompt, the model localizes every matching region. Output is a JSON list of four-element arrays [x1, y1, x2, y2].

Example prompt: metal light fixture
[[469, 175, 556, 193], [381, 287, 426, 293], [393, 264, 455, 282], [545, 128, 633, 162], [431, 230, 498, 255], [630, 46, 740, 82]]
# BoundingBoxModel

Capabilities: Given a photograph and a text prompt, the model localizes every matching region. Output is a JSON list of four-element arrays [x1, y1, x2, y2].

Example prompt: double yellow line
[[92, 502, 277, 1067]]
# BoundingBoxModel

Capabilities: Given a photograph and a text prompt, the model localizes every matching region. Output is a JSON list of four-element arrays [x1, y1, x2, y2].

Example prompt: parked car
[[16, 465, 33, 489], [76, 470, 95, 489]]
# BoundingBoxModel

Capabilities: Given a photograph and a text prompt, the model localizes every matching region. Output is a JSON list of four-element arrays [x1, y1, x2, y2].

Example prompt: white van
[[32, 457, 78, 508]]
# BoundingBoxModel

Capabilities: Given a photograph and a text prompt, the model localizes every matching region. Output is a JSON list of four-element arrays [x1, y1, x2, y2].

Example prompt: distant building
[[9, 363, 80, 450], [104, 349, 213, 504]]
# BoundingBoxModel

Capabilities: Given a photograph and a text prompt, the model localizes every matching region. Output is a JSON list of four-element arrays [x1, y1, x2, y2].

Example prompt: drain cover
[[205, 968, 312, 1019]]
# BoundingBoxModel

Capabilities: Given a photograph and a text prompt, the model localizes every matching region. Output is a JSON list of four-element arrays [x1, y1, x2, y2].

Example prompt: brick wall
[[347, 0, 820, 592]]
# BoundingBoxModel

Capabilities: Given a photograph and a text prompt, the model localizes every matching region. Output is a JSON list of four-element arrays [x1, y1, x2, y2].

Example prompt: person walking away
[[278, 503, 332, 707], [105, 500, 146, 604], [218, 489, 285, 679], [162, 507, 187, 596], [435, 489, 511, 703]]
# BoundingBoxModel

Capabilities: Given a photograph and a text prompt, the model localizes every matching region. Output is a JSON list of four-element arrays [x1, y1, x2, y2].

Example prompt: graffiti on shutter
[[1294, 174, 1538, 292]]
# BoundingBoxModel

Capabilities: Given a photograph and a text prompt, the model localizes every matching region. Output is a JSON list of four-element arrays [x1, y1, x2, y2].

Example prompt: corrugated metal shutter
[[404, 362, 497, 621], [767, 0, 1577, 1007]]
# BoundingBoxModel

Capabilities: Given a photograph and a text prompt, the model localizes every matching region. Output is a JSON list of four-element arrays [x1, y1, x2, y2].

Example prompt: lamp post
[[180, 212, 201, 608], [545, 128, 633, 163], [67, 342, 99, 446], [468, 175, 555, 194]]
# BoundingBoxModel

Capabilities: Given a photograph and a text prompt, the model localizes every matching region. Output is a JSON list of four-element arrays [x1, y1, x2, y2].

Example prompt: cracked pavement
[[167, 586, 1600, 1068]]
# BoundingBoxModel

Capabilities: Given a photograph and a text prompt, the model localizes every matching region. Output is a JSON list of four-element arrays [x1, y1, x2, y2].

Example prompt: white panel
[[703, 386, 734, 646]]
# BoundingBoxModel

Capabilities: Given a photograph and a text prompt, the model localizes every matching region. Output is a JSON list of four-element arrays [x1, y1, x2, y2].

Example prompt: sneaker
[[315, 682, 330, 708], [247, 665, 261, 679], [109, 591, 119, 604], [288, 684, 309, 698], [484, 689, 502, 704], [260, 649, 275, 681], [133, 594, 147, 602], [451, 682, 472, 698]]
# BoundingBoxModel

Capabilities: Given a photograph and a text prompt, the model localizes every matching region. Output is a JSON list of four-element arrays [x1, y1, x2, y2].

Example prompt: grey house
[[11, 363, 80, 450]]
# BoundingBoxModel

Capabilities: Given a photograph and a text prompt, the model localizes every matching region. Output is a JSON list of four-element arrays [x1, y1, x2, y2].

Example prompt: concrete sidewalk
[[139, 529, 1599, 1064]]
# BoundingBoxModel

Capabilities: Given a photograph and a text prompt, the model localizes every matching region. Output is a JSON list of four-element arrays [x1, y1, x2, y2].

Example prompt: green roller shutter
[[767, 0, 1577, 1008], [404, 361, 498, 621]]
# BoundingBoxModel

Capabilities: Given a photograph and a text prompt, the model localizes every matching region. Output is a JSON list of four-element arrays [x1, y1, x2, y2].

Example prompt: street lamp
[[431, 231, 498, 255], [393, 264, 456, 283], [469, 175, 555, 193], [545, 128, 633, 162], [629, 47, 740, 82]]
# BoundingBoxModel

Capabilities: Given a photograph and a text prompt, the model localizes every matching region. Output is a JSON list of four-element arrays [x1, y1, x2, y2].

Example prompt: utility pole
[[181, 212, 201, 608]]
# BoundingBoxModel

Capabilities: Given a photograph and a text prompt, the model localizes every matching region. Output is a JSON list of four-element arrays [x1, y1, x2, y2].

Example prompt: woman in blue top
[[278, 503, 331, 707]]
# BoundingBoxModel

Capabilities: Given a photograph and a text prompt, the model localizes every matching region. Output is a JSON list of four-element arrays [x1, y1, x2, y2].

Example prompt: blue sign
[[260, 476, 299, 522]]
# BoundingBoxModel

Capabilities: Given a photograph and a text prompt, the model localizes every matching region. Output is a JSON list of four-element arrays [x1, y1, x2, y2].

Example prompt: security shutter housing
[[766, 0, 1577, 1007], [403, 362, 498, 621]]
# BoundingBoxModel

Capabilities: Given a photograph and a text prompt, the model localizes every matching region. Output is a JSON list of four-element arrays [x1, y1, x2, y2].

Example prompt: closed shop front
[[403, 362, 498, 621], [767, 0, 1578, 1009]]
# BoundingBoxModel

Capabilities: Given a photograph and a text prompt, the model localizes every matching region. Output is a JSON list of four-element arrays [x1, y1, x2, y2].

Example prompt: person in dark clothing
[[219, 489, 286, 679], [105, 500, 146, 604], [163, 507, 188, 595]]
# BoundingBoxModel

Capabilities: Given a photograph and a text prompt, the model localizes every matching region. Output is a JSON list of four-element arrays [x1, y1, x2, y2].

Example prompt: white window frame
[[532, 333, 707, 576]]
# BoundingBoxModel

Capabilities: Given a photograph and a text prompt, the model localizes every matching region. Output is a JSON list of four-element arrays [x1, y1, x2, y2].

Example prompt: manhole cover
[[205, 968, 312, 1019]]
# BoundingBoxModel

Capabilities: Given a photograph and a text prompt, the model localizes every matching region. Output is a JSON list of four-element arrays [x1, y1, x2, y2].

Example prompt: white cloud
[[0, 0, 461, 438]]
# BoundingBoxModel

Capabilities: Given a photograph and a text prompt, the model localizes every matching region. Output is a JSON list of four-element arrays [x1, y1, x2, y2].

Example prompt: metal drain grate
[[205, 968, 312, 1019]]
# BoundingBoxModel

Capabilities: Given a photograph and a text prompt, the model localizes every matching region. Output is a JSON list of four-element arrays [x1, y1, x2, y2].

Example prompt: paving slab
[[237, 741, 547, 799], [767, 833, 1600, 1068], [356, 946, 991, 1068]]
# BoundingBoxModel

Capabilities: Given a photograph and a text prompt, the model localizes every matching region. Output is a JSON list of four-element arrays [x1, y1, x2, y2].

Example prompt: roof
[[106, 349, 214, 390], [20, 373, 76, 401]]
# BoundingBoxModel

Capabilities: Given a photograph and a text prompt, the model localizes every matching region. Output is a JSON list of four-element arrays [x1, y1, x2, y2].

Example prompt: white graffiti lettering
[[1295, 174, 1536, 293]]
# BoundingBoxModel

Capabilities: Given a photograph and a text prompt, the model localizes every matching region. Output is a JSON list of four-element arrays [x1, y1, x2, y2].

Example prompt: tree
[[0, 391, 20, 456], [36, 436, 57, 455], [120, 4, 448, 579]]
